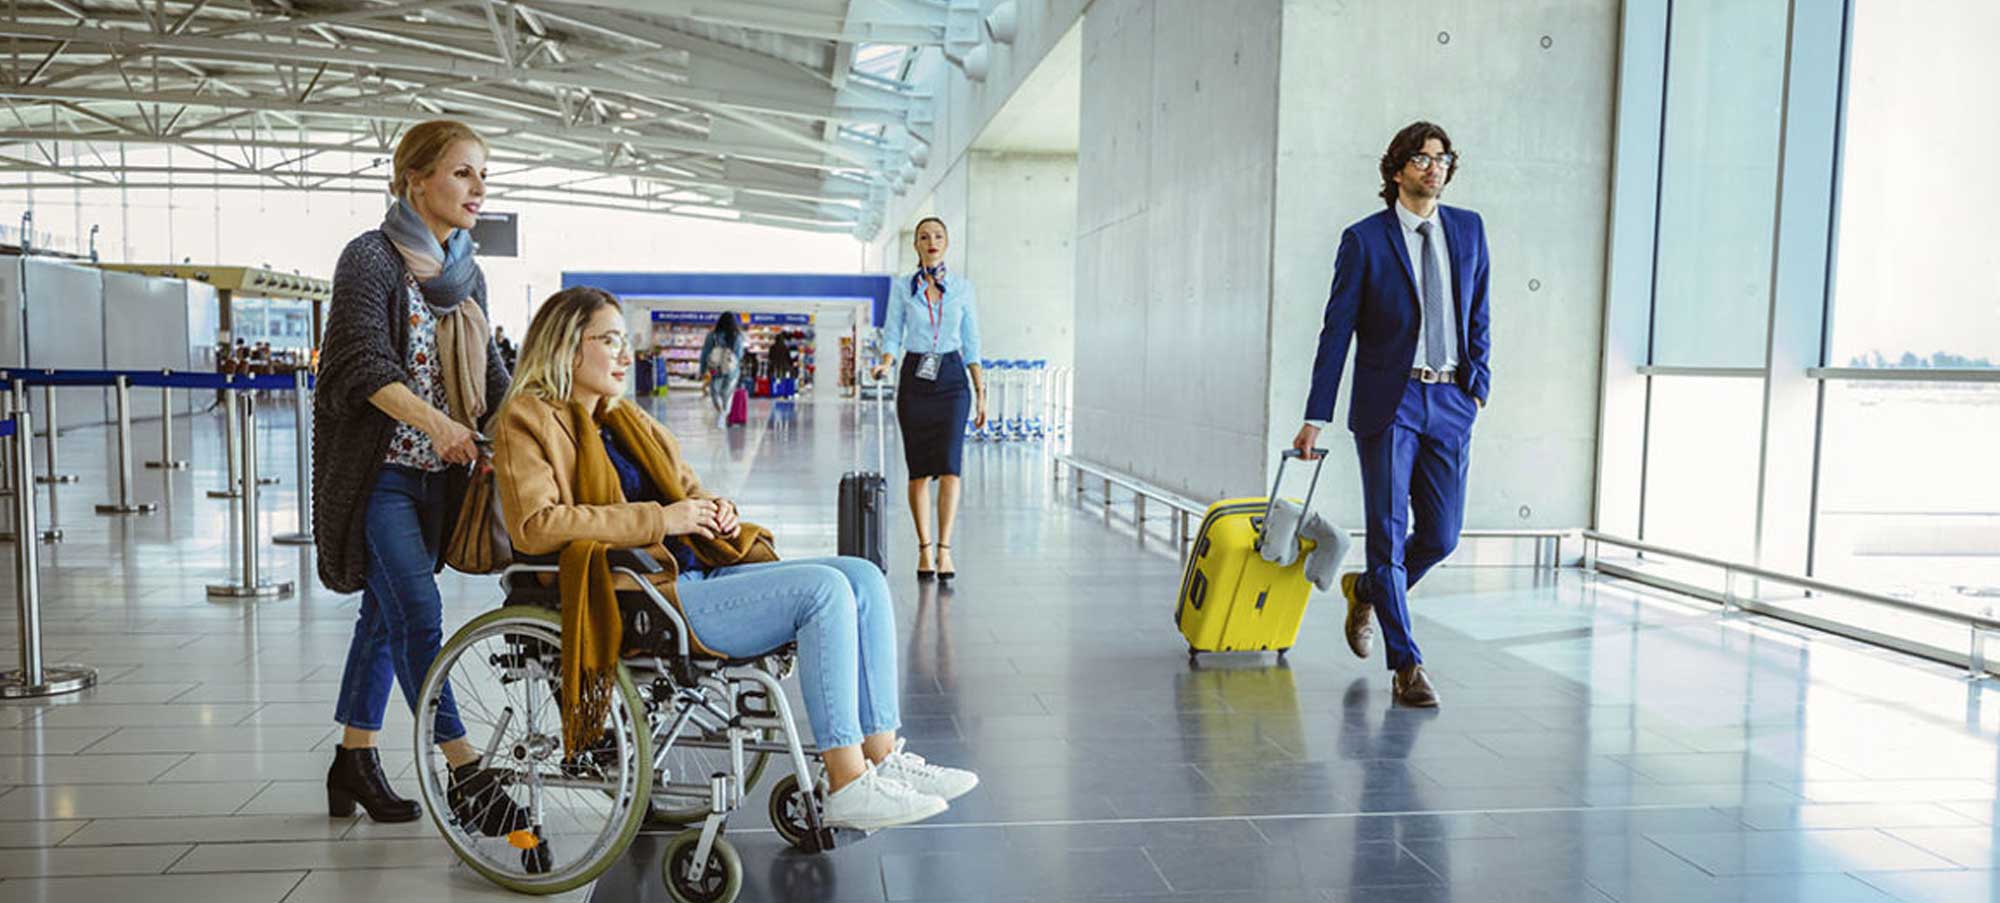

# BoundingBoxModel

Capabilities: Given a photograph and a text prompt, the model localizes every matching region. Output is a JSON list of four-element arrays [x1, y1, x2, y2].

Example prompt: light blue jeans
[[676, 556, 899, 749]]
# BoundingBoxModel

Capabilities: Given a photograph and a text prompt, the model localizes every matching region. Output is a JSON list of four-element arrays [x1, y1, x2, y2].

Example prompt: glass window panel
[[1827, 0, 2000, 370], [1642, 375, 1764, 563], [1814, 380, 2000, 618], [1649, 0, 1789, 367]]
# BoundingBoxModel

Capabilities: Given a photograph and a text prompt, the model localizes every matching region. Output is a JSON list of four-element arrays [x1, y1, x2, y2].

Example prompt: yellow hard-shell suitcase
[[1174, 450, 1325, 660]]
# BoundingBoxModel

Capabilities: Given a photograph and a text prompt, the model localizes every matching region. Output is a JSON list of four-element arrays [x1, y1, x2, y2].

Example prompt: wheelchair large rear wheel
[[416, 606, 652, 894]]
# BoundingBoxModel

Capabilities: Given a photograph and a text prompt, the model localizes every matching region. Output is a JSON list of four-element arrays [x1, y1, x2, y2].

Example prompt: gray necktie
[[1416, 220, 1447, 371]]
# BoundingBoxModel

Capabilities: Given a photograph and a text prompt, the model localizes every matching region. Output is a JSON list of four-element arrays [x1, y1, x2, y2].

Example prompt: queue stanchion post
[[145, 381, 188, 470], [207, 390, 293, 599], [0, 385, 13, 498], [273, 371, 313, 546], [253, 383, 279, 486], [0, 382, 61, 545], [34, 382, 77, 485], [0, 408, 94, 698], [95, 375, 158, 516], [207, 384, 242, 499]]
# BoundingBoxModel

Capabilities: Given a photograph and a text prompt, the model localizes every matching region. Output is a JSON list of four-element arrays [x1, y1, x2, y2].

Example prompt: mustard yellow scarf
[[559, 400, 777, 754]]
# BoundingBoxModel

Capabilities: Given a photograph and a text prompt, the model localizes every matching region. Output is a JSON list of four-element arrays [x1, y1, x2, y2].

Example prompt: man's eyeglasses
[[1407, 152, 1457, 172], [586, 331, 633, 355]]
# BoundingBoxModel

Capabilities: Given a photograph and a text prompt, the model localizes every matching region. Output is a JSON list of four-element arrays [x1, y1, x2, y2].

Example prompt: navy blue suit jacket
[[1303, 204, 1492, 436]]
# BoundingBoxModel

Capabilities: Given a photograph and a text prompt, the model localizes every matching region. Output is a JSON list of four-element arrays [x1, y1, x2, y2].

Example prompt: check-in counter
[[0, 255, 110, 429]]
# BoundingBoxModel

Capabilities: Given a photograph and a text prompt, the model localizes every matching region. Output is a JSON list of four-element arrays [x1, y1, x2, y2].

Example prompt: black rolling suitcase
[[838, 372, 890, 572]]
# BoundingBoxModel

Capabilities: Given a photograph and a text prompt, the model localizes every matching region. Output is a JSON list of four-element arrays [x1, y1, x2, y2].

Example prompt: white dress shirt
[[1396, 201, 1459, 373], [1303, 203, 1460, 432]]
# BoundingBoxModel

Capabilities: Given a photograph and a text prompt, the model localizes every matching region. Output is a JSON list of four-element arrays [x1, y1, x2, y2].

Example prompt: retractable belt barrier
[[0, 367, 311, 599]]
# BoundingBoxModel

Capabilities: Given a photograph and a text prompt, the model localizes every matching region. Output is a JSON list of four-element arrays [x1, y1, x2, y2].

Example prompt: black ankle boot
[[327, 745, 422, 823], [449, 758, 531, 837]]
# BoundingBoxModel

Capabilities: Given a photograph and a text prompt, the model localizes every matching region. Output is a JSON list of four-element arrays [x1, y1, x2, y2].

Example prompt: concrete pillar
[[1074, 0, 1285, 501]]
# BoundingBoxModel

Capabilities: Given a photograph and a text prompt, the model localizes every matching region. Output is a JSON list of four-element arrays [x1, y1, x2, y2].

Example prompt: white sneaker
[[820, 763, 947, 830], [875, 739, 979, 802]]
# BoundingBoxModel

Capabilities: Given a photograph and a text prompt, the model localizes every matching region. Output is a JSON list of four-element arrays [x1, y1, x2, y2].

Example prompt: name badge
[[916, 352, 942, 381]]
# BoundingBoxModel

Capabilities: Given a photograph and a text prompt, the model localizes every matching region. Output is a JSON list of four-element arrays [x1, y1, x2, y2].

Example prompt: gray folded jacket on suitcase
[[1259, 499, 1353, 592]]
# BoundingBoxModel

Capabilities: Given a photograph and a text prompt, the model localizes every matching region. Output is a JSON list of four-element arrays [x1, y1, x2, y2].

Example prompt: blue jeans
[[706, 370, 740, 412], [676, 556, 899, 750], [333, 465, 466, 742]]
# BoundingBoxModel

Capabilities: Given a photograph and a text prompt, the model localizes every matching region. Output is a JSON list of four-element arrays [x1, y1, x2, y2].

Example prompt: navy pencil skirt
[[895, 351, 971, 478]]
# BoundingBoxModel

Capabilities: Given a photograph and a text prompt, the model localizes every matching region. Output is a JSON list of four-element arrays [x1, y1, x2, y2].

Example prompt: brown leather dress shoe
[[1392, 665, 1440, 708], [1341, 573, 1374, 659]]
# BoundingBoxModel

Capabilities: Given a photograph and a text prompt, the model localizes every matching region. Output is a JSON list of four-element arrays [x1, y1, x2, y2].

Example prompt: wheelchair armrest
[[508, 547, 663, 574], [607, 547, 664, 575]]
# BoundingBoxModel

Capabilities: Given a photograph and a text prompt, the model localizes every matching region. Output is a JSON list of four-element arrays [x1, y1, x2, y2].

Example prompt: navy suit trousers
[[1354, 380, 1477, 671]]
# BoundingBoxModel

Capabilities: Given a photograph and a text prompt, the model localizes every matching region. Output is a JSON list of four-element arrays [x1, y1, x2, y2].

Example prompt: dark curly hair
[[1378, 121, 1457, 207]]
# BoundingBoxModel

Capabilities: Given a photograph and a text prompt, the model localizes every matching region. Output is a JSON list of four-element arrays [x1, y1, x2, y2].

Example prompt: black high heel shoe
[[327, 745, 422, 823], [917, 541, 936, 581], [449, 757, 532, 837], [937, 543, 955, 582]]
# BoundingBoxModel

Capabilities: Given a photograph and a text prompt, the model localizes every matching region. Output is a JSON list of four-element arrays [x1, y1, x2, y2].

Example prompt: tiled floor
[[2, 394, 1999, 903]]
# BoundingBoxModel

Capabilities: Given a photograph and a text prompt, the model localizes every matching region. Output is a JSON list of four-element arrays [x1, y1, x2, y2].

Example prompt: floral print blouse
[[383, 277, 449, 472]]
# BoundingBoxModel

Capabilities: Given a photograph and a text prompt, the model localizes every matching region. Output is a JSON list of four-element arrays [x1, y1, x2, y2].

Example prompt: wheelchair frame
[[414, 549, 846, 901]]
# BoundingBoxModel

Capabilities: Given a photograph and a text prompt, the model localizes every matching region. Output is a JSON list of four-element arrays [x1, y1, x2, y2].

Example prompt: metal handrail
[[1806, 367, 2000, 383], [1053, 454, 1207, 560], [1581, 530, 1999, 676], [1055, 453, 1572, 567]]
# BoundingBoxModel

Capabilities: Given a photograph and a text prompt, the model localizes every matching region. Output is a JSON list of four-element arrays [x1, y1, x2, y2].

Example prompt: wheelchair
[[414, 548, 851, 901]]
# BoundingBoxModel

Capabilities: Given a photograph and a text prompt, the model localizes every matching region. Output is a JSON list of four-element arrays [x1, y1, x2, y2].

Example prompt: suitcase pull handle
[[1257, 448, 1327, 550]]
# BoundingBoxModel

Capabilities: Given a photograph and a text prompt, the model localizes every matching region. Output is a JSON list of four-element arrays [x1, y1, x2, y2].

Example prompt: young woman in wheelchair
[[490, 286, 978, 831]]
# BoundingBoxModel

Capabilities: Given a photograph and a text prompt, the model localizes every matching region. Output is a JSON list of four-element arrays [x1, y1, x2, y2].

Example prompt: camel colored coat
[[492, 394, 716, 591]]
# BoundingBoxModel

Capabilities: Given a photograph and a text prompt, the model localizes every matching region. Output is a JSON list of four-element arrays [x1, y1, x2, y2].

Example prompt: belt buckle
[[1416, 367, 1439, 384]]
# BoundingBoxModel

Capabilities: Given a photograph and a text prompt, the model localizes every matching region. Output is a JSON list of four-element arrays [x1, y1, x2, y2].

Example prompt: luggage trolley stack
[[967, 358, 1055, 443]]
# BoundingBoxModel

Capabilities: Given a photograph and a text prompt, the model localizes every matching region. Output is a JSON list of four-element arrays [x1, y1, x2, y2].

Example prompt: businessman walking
[[1293, 121, 1492, 708]]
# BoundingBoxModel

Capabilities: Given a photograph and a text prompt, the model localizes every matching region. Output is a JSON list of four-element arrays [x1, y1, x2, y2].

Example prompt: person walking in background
[[494, 324, 518, 372], [314, 119, 519, 825], [769, 331, 795, 381], [1293, 121, 1493, 709], [701, 311, 746, 427], [880, 217, 985, 583]]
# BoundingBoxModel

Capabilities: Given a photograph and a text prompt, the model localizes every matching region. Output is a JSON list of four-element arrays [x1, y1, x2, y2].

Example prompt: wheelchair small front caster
[[769, 773, 825, 852], [661, 828, 742, 903], [511, 828, 552, 875]]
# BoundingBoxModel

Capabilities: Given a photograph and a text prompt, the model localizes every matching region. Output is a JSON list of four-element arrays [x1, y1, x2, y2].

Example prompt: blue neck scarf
[[910, 263, 947, 297], [382, 198, 478, 312]]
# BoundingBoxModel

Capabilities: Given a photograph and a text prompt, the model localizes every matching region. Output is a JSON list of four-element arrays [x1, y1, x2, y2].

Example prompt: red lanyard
[[923, 280, 944, 350]]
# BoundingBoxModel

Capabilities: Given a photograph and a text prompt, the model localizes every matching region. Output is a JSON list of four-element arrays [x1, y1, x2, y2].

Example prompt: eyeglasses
[[585, 331, 633, 355], [1407, 153, 1457, 172]]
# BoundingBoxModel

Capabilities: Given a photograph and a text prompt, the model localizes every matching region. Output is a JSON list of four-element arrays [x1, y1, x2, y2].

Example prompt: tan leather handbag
[[445, 464, 512, 574]]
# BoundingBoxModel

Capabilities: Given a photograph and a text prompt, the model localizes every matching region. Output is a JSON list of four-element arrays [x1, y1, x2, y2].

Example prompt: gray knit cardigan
[[313, 229, 510, 594]]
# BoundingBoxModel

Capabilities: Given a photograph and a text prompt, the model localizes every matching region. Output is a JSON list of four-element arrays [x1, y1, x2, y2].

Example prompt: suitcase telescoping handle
[[1256, 448, 1328, 550]]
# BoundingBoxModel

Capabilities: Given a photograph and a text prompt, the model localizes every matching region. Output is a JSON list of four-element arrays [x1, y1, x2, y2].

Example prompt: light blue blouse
[[881, 271, 982, 366]]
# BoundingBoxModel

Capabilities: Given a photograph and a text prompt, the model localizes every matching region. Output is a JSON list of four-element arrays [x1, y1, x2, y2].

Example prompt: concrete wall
[[964, 152, 1077, 368], [1074, 0, 1284, 501], [1262, 0, 1620, 530]]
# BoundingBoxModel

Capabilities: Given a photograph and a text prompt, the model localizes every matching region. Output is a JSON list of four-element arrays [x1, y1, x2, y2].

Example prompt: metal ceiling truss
[[0, 0, 961, 238]]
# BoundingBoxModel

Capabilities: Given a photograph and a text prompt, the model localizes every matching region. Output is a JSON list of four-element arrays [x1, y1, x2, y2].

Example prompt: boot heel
[[328, 785, 357, 818]]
